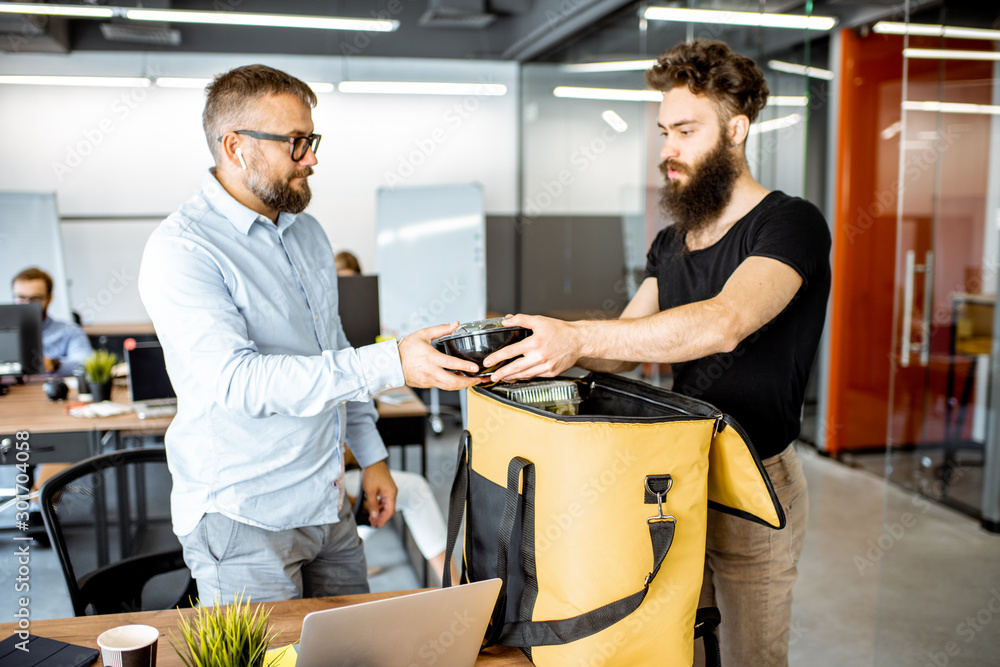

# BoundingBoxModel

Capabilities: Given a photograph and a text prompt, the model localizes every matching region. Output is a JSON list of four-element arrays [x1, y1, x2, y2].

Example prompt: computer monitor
[[0, 303, 44, 378], [338, 275, 381, 347], [125, 340, 176, 404]]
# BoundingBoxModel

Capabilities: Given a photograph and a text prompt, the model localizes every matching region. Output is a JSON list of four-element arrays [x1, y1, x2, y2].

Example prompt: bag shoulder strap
[[442, 431, 471, 589], [496, 456, 676, 648]]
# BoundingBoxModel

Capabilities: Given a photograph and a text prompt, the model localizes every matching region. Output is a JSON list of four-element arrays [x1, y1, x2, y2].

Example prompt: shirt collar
[[200, 169, 304, 236]]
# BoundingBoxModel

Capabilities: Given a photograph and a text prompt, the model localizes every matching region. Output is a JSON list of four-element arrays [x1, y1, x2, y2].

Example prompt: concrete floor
[[3, 422, 1000, 666]]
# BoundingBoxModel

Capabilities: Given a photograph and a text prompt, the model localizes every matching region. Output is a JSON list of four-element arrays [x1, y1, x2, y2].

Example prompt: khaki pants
[[695, 444, 809, 667]]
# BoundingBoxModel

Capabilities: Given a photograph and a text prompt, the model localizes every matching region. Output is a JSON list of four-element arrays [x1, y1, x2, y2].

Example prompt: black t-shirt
[[644, 191, 831, 459]]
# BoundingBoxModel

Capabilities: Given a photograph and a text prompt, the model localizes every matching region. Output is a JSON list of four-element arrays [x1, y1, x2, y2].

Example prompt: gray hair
[[202, 64, 317, 164]]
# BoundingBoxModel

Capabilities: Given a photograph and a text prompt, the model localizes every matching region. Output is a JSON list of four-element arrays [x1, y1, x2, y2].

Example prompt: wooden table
[[0, 591, 529, 666], [82, 322, 158, 337], [0, 381, 171, 465], [0, 381, 428, 468]]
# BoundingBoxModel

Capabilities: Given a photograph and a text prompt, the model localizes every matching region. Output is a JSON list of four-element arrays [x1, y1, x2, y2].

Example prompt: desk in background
[[1, 381, 429, 470], [0, 590, 530, 666], [375, 386, 429, 475], [949, 293, 994, 443], [0, 381, 170, 465]]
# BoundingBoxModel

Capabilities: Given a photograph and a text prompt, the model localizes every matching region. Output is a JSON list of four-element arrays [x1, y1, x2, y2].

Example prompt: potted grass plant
[[82, 349, 117, 402], [170, 591, 286, 667]]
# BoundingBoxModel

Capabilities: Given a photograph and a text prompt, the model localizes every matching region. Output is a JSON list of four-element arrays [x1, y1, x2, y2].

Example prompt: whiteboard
[[376, 184, 486, 337], [0, 192, 71, 322]]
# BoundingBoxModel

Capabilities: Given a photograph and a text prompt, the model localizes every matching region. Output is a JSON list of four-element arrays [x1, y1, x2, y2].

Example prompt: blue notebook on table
[[0, 634, 99, 667]]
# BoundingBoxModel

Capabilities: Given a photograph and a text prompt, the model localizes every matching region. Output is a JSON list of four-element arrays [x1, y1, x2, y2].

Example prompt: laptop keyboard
[[137, 404, 177, 419]]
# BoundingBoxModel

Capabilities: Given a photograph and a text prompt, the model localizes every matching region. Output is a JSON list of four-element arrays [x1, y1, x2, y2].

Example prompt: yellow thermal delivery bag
[[443, 373, 784, 666]]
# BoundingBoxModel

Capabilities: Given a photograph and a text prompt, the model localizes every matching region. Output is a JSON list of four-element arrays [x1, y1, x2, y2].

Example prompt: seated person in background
[[12, 267, 94, 533], [344, 447, 459, 586], [12, 266, 92, 376], [335, 250, 362, 276]]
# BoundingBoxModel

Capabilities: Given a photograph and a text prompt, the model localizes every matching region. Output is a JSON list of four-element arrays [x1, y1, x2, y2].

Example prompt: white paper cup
[[97, 624, 159, 667]]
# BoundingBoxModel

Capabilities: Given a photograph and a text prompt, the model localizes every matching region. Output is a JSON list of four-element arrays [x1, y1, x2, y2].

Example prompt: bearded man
[[484, 40, 830, 666], [138, 65, 481, 604]]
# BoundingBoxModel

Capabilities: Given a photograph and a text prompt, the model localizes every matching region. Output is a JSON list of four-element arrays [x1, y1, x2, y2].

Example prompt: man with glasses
[[138, 64, 481, 604], [11, 266, 92, 375]]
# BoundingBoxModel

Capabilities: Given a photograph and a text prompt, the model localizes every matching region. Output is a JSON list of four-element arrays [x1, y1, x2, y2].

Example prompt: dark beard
[[246, 164, 313, 214], [658, 134, 741, 237]]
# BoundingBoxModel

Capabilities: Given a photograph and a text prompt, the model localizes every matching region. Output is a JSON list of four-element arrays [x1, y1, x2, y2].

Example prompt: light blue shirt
[[139, 172, 405, 536], [42, 316, 92, 376]]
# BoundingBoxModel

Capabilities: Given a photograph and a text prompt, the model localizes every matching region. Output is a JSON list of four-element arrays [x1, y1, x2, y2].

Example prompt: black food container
[[433, 318, 531, 377]]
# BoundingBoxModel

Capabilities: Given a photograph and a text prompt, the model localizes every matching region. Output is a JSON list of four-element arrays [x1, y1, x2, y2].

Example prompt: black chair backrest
[[39, 448, 197, 616]]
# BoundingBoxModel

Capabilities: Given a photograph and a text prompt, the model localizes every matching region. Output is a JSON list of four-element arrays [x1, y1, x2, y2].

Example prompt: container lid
[[434, 317, 525, 343]]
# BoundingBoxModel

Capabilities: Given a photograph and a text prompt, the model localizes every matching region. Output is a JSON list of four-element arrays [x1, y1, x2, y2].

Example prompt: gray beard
[[246, 166, 312, 215]]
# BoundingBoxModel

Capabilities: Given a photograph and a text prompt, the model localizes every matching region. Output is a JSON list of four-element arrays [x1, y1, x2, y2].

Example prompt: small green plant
[[83, 349, 118, 384], [170, 591, 286, 667]]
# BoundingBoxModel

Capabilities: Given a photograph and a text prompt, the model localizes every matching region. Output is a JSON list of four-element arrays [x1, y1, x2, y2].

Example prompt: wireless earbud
[[235, 147, 247, 171]]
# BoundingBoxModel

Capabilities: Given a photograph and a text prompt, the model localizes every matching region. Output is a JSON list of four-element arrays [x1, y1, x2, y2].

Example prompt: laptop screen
[[126, 341, 176, 403]]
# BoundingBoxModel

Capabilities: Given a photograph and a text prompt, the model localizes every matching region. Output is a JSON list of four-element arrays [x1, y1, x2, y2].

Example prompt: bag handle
[[489, 456, 535, 646], [442, 430, 471, 589], [496, 456, 677, 648]]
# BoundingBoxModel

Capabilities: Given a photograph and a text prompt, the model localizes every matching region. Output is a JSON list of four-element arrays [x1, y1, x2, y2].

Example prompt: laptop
[[125, 341, 177, 419], [286, 579, 502, 667]]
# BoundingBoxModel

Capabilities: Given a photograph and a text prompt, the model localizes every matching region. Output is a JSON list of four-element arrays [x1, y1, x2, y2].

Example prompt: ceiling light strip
[[767, 60, 835, 80], [644, 7, 835, 31], [153, 77, 335, 93], [0, 75, 151, 87], [562, 59, 657, 73], [553, 87, 661, 102], [749, 113, 803, 135], [903, 48, 1000, 61], [306, 82, 336, 94], [601, 110, 629, 132], [552, 88, 810, 105], [154, 77, 213, 89], [873, 22, 1000, 41], [768, 96, 809, 107], [903, 100, 1000, 116], [0, 4, 395, 31], [0, 3, 114, 18], [125, 9, 398, 31], [338, 82, 506, 95]]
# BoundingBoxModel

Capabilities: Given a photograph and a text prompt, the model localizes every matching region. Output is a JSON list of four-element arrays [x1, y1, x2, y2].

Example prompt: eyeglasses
[[13, 295, 46, 304], [218, 130, 322, 161]]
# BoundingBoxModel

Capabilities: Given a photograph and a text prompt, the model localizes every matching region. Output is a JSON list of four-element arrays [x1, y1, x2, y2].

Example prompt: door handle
[[901, 250, 916, 368], [920, 251, 934, 367], [901, 250, 933, 368]]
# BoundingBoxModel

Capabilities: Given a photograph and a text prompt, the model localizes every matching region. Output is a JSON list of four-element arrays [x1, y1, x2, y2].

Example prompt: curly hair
[[203, 64, 317, 164], [646, 39, 769, 124]]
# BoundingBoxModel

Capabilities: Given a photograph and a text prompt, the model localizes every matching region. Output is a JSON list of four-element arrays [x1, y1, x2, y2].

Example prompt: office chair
[[940, 297, 992, 494], [40, 448, 198, 616]]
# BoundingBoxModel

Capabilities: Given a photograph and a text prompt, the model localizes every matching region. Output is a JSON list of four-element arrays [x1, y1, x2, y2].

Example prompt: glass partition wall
[[885, 6, 1000, 526], [518, 1, 819, 392], [875, 1, 1000, 662]]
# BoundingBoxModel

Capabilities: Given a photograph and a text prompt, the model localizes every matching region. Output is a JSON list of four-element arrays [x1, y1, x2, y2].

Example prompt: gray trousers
[[178, 499, 369, 604]]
